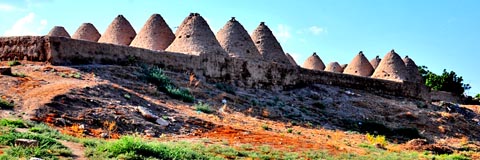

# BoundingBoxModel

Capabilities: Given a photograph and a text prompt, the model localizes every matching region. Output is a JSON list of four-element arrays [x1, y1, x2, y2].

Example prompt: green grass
[[85, 135, 218, 160], [7, 60, 20, 66], [195, 102, 214, 114], [0, 129, 72, 159], [0, 119, 26, 128], [0, 99, 14, 109], [12, 72, 26, 78], [145, 66, 195, 103]]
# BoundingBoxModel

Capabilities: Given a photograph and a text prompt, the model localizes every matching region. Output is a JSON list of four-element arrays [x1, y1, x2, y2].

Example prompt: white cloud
[[275, 24, 291, 43], [4, 12, 48, 36], [308, 26, 325, 35], [0, 3, 17, 12]]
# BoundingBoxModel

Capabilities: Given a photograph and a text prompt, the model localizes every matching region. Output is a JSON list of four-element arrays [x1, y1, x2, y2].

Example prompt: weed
[[195, 102, 214, 114], [0, 99, 14, 109], [70, 123, 84, 137], [261, 124, 270, 130], [0, 119, 26, 128], [251, 99, 258, 106], [69, 72, 82, 79], [287, 128, 293, 133], [366, 133, 387, 148], [145, 66, 195, 102], [103, 121, 117, 135], [0, 130, 72, 159], [7, 60, 20, 66], [88, 135, 215, 159], [12, 72, 26, 78]]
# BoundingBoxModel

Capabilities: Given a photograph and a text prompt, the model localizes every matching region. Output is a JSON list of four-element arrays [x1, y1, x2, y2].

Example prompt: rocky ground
[[1, 61, 479, 158]]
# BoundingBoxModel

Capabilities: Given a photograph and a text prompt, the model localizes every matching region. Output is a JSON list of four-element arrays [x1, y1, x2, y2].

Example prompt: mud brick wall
[[0, 36, 51, 61], [0, 36, 430, 101]]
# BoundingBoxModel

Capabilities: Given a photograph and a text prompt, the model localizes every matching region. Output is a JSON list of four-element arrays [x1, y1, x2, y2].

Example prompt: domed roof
[[325, 62, 343, 73], [98, 15, 137, 45], [47, 26, 70, 38], [370, 55, 381, 69], [303, 52, 325, 71], [166, 13, 227, 56], [216, 17, 261, 59], [130, 14, 175, 51], [72, 23, 101, 42], [403, 56, 422, 83], [285, 53, 298, 66], [251, 22, 291, 64], [371, 49, 409, 82], [343, 51, 374, 76]]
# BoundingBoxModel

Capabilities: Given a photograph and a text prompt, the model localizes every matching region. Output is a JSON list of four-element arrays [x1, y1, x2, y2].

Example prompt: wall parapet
[[0, 36, 430, 101]]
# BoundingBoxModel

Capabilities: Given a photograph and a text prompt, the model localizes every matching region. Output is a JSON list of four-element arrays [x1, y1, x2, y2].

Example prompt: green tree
[[418, 66, 471, 95]]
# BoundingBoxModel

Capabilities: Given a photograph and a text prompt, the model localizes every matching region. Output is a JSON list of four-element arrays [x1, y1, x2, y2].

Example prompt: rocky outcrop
[[47, 26, 70, 38], [251, 22, 291, 65], [371, 49, 409, 82], [98, 15, 136, 45], [303, 52, 325, 71], [325, 62, 343, 73], [216, 17, 261, 59], [130, 14, 175, 51], [166, 13, 227, 56], [343, 51, 374, 76], [72, 23, 101, 42]]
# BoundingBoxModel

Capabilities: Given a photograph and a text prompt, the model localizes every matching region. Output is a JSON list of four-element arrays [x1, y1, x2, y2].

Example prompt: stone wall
[[430, 91, 460, 103], [0, 36, 430, 101]]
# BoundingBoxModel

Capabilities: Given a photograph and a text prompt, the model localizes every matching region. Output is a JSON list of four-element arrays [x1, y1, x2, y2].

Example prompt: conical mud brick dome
[[216, 17, 261, 59], [325, 62, 343, 73], [98, 15, 136, 45], [285, 53, 298, 66], [72, 23, 101, 42], [370, 55, 381, 69], [403, 56, 422, 83], [341, 64, 348, 71], [47, 26, 70, 38], [251, 22, 291, 64], [371, 49, 409, 82], [303, 52, 325, 71], [166, 13, 227, 56], [344, 51, 374, 76], [130, 14, 175, 51]]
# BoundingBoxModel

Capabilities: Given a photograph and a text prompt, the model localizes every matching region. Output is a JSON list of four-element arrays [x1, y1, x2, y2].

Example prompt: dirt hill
[[0, 61, 479, 159]]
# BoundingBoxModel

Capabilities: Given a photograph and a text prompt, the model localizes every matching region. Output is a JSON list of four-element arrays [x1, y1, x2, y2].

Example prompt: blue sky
[[1, 0, 479, 95]]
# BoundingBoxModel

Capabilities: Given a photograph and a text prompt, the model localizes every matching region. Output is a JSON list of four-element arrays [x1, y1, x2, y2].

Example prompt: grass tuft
[[145, 66, 194, 102], [0, 99, 14, 109], [195, 102, 214, 114]]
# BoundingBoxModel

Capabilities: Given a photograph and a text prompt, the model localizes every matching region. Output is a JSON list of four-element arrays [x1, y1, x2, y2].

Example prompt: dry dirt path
[[59, 140, 87, 160]]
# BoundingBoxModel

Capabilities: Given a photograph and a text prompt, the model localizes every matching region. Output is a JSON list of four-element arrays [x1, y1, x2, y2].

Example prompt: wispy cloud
[[275, 24, 292, 43], [308, 26, 325, 35], [0, 3, 18, 12], [4, 12, 48, 36]]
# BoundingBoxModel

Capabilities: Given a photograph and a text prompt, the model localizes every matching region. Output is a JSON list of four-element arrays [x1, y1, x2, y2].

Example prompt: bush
[[145, 66, 194, 103], [7, 60, 21, 66], [195, 102, 213, 114], [0, 99, 14, 109]]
